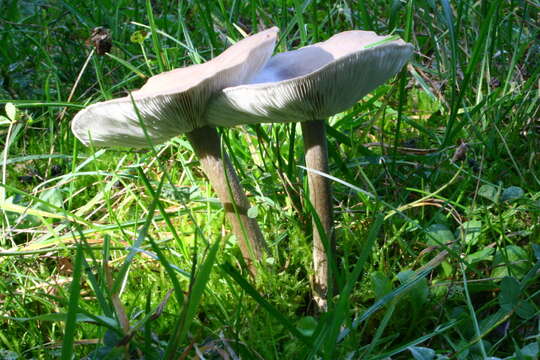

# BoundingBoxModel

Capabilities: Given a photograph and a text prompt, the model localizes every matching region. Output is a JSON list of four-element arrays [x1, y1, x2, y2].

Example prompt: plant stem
[[301, 120, 334, 311], [186, 126, 266, 273]]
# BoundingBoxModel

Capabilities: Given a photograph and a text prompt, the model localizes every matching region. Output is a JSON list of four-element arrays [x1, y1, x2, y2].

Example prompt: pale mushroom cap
[[206, 31, 414, 127], [71, 27, 279, 148]]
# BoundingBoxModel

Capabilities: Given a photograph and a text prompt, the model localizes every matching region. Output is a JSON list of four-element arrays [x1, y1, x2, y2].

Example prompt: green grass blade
[[61, 242, 84, 360], [164, 238, 220, 359], [146, 0, 165, 72]]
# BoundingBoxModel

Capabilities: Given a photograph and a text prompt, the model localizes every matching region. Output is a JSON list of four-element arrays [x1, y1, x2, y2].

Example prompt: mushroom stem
[[301, 119, 334, 311], [186, 126, 267, 273]]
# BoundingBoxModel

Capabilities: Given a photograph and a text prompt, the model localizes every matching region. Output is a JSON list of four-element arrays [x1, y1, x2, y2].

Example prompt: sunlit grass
[[0, 0, 538, 359]]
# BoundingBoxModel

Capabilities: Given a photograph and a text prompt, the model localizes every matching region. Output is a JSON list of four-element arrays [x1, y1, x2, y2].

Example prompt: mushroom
[[72, 27, 279, 271], [205, 30, 414, 309]]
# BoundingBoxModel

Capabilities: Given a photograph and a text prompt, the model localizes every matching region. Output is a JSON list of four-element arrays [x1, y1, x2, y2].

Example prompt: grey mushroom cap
[[71, 27, 279, 148], [206, 31, 414, 127]]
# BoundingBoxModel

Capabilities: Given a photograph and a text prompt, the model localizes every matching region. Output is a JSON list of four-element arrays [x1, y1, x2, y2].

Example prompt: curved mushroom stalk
[[207, 30, 414, 310], [187, 126, 266, 268], [71, 27, 279, 272]]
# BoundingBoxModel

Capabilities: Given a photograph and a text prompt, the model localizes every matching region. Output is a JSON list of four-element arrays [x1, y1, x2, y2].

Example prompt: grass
[[1, 0, 539, 358]]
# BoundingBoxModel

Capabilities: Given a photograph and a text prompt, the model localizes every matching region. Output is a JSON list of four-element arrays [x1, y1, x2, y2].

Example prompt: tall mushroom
[[205, 31, 414, 309], [72, 27, 279, 271]]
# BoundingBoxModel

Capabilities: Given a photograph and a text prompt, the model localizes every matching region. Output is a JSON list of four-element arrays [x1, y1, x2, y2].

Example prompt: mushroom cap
[[206, 31, 414, 126], [72, 27, 279, 147]]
